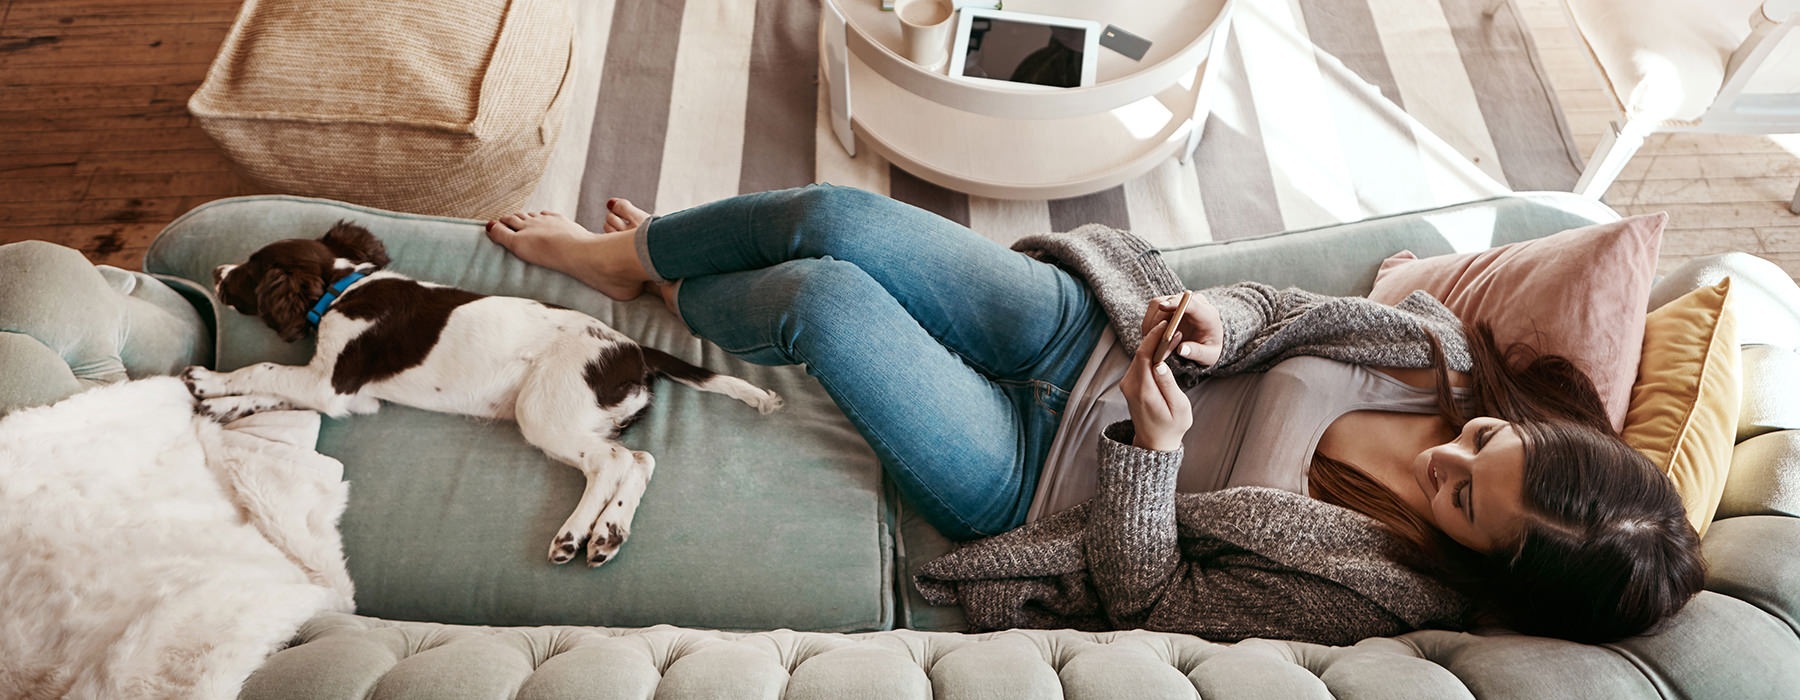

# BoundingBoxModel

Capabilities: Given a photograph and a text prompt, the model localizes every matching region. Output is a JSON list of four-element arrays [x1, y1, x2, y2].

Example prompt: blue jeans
[[638, 185, 1107, 539]]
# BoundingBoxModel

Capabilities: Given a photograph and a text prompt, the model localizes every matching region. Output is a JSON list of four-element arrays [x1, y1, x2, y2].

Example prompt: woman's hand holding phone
[[1122, 318, 1193, 451], [1139, 291, 1223, 366]]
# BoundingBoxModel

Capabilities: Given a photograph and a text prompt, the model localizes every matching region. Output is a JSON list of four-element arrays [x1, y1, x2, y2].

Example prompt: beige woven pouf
[[189, 0, 574, 220]]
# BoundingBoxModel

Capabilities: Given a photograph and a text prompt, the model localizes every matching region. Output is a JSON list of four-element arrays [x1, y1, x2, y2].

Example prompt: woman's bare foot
[[484, 211, 649, 301], [601, 198, 651, 233], [595, 198, 677, 309], [600, 199, 677, 308]]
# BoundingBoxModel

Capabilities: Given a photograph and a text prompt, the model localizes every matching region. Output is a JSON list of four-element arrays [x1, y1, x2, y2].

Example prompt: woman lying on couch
[[483, 184, 1703, 646]]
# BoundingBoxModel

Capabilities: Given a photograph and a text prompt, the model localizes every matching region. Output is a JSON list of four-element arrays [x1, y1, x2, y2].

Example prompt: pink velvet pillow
[[1367, 212, 1667, 431]]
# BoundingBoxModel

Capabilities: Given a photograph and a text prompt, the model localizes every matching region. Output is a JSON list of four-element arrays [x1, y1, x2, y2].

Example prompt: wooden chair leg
[[1574, 121, 1648, 200], [1790, 180, 1799, 215]]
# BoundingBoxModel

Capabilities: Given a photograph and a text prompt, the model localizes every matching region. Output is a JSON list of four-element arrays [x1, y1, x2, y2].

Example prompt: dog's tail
[[641, 347, 784, 415]]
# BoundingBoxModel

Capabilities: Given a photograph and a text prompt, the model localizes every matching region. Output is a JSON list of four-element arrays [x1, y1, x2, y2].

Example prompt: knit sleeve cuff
[[1098, 421, 1182, 499], [1191, 285, 1273, 376]]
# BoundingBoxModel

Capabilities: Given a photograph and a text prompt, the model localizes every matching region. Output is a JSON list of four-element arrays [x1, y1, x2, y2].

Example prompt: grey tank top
[[1027, 330, 1467, 522]]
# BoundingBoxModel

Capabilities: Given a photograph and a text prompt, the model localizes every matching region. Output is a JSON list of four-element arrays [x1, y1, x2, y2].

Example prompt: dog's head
[[214, 221, 391, 342]]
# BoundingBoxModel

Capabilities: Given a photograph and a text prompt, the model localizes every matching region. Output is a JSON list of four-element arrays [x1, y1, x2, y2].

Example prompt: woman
[[485, 184, 1703, 645]]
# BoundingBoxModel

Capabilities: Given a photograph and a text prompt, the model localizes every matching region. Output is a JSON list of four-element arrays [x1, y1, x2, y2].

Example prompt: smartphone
[[1153, 291, 1191, 363], [886, 0, 1000, 10]]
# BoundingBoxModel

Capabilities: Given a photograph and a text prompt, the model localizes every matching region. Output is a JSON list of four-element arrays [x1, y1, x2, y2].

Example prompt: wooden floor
[[2, 0, 1797, 278], [1516, 0, 1800, 278], [0, 0, 265, 269]]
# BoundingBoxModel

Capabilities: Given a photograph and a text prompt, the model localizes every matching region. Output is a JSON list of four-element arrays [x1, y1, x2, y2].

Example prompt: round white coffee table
[[821, 0, 1234, 199]]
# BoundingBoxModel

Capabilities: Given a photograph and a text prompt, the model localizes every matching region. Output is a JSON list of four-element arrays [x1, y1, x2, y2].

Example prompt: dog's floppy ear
[[256, 268, 323, 343], [321, 221, 391, 268]]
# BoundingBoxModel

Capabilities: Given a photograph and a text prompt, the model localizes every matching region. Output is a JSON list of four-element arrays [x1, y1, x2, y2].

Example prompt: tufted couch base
[[246, 613, 1478, 699], [244, 582, 1800, 700]]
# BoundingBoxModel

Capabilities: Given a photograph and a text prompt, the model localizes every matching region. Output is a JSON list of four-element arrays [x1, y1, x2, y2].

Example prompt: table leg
[[822, 1, 856, 157], [1181, 8, 1235, 164]]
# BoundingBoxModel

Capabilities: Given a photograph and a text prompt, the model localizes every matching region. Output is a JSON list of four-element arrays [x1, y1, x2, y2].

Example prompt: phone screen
[[958, 17, 1091, 88]]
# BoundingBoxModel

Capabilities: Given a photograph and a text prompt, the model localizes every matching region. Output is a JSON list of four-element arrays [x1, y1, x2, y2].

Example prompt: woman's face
[[1412, 417, 1530, 554]]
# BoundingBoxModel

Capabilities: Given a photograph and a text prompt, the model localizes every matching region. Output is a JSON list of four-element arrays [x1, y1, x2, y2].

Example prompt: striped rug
[[524, 0, 1581, 249]]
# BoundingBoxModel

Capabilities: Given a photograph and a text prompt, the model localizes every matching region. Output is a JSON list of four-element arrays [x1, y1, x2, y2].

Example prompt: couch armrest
[[0, 241, 212, 415], [1648, 252, 1800, 519], [1741, 345, 1800, 440], [1699, 515, 1800, 633], [1722, 431, 1800, 519]]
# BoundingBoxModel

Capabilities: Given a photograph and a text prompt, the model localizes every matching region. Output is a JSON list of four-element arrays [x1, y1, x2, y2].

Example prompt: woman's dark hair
[[1310, 322, 1706, 643]]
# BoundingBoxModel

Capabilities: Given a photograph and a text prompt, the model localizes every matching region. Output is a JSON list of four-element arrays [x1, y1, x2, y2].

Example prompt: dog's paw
[[586, 521, 628, 568], [181, 366, 226, 399], [548, 530, 586, 565], [195, 396, 239, 422], [346, 394, 381, 415], [755, 390, 785, 415], [197, 395, 287, 423]]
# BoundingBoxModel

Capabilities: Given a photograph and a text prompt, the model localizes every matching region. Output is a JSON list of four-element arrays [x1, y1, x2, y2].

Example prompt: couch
[[1, 191, 1796, 698]]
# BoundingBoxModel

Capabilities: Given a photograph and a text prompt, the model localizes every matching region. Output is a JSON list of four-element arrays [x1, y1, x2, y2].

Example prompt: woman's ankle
[[576, 229, 654, 299], [611, 227, 660, 278]]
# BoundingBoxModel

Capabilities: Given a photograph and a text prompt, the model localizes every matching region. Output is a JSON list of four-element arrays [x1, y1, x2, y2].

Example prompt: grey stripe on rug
[[530, 0, 1577, 249], [1437, 0, 1583, 191], [1049, 187, 1132, 235], [740, 0, 820, 196], [576, 0, 686, 232], [1301, 0, 1407, 111], [890, 166, 971, 228], [1193, 26, 1286, 240]]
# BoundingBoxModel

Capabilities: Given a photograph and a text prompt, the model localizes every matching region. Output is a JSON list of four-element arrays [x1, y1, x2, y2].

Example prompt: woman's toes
[[602, 200, 642, 233], [607, 198, 650, 226], [484, 220, 517, 244]]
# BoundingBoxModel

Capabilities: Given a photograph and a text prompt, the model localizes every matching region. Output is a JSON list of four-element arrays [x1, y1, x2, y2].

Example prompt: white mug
[[895, 0, 955, 69]]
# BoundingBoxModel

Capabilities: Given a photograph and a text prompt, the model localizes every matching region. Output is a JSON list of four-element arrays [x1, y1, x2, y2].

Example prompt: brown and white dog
[[182, 221, 783, 568]]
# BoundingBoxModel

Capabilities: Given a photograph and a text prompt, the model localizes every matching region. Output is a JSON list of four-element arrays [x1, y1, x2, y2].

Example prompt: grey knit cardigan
[[913, 224, 1477, 645]]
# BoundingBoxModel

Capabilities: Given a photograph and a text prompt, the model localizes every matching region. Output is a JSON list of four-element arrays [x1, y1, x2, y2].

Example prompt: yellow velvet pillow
[[1622, 279, 1740, 537]]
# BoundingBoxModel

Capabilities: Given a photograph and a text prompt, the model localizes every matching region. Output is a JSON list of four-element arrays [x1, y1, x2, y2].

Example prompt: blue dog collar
[[306, 270, 367, 327]]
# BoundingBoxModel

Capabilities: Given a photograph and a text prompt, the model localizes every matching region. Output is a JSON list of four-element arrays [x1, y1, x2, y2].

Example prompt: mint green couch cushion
[[145, 195, 891, 632]]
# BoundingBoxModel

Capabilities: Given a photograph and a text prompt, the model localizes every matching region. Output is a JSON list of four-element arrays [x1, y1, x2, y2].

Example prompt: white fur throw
[[0, 377, 353, 699]]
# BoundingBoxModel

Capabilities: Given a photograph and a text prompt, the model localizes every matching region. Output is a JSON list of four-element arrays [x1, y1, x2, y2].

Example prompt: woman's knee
[[762, 256, 878, 301], [791, 182, 886, 213], [775, 185, 896, 249], [752, 259, 889, 349]]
